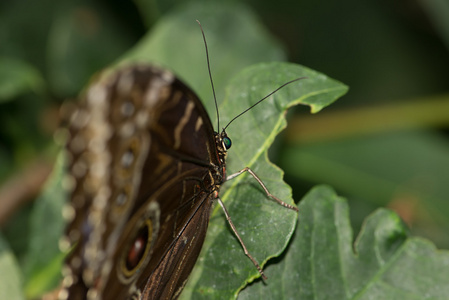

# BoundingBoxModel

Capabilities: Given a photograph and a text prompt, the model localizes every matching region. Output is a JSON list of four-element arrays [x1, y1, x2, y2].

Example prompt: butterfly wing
[[63, 65, 220, 300], [100, 169, 214, 299]]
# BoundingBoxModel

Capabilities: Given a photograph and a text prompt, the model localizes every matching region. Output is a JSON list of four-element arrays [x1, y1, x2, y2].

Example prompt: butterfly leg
[[226, 167, 299, 212], [216, 198, 268, 280]]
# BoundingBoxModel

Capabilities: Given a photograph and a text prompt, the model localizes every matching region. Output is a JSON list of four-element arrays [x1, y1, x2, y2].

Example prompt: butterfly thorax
[[211, 131, 229, 188]]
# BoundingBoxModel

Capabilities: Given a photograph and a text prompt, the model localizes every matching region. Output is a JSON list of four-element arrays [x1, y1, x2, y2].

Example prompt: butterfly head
[[221, 131, 232, 150], [216, 130, 232, 151], [214, 130, 232, 167]]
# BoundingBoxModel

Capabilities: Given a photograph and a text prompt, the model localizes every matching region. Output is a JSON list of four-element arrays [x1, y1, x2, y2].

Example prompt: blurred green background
[[1, 0, 449, 297]]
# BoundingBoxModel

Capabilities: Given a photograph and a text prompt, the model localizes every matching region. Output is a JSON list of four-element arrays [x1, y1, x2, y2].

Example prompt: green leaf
[[22, 153, 67, 299], [280, 131, 449, 248], [238, 185, 449, 299], [180, 63, 346, 299], [120, 1, 285, 115], [0, 234, 25, 300], [46, 2, 137, 97], [0, 57, 44, 103]]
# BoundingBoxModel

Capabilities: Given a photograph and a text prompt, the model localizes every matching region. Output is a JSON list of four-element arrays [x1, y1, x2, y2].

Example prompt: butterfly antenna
[[223, 77, 307, 131], [197, 20, 220, 131]]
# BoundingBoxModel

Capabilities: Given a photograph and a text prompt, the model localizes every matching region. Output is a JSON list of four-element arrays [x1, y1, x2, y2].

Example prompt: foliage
[[1, 0, 448, 299]]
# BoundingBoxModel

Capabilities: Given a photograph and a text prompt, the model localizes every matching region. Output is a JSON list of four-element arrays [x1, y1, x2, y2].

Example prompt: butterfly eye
[[223, 136, 232, 149]]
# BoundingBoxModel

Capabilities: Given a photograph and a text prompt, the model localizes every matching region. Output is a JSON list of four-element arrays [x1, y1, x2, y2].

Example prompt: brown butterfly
[[60, 21, 300, 300]]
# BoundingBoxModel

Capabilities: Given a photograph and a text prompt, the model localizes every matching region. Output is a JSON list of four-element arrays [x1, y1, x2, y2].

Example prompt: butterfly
[[60, 21, 300, 300]]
